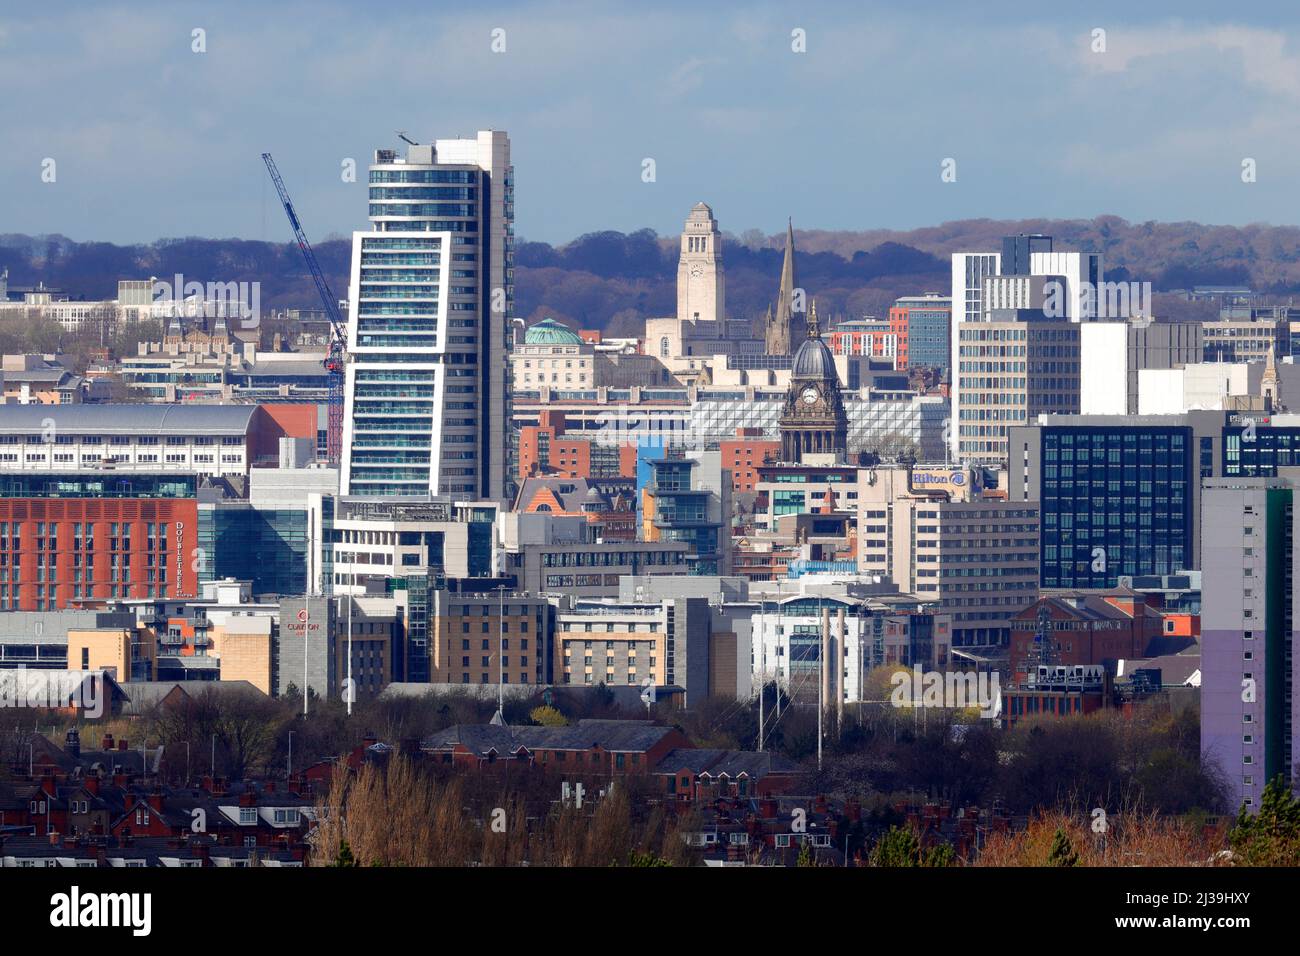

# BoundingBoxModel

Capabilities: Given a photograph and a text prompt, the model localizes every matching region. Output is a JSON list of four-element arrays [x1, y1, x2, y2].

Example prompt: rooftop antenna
[[396, 131, 419, 146]]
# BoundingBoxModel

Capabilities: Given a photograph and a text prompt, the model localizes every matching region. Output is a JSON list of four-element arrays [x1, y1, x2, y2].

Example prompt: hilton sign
[[908, 468, 977, 499]]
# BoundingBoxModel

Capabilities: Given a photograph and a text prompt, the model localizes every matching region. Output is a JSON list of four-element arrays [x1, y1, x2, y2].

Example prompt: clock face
[[690, 265, 704, 278], [801, 387, 819, 405]]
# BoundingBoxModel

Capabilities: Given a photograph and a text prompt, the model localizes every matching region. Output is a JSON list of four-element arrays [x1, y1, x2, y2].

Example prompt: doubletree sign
[[174, 521, 187, 598]]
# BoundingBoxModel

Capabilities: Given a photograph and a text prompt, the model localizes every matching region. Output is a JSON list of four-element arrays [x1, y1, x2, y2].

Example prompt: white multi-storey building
[[950, 243, 1104, 463], [0, 405, 258, 477], [340, 131, 513, 501]]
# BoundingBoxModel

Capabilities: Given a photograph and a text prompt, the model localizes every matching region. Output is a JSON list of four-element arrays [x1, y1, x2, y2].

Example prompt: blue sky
[[5, 0, 1300, 245]]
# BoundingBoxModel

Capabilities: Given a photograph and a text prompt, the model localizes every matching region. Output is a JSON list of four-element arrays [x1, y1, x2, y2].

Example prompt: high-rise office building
[[950, 252, 1001, 461], [340, 131, 514, 501], [1001, 233, 1053, 276], [1030, 251, 1104, 322], [949, 239, 1103, 463], [856, 464, 1039, 658], [955, 316, 1080, 464], [1200, 478, 1300, 813], [1007, 410, 1300, 589]]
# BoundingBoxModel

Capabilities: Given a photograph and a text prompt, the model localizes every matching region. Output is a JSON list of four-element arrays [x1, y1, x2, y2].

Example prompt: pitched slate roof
[[422, 719, 678, 757], [654, 748, 801, 779]]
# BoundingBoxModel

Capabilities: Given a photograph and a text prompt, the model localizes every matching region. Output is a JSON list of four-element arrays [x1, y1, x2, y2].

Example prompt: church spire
[[766, 218, 800, 356]]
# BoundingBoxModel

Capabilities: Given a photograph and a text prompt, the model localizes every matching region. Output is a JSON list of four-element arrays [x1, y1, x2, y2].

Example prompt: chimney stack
[[821, 607, 832, 718], [835, 607, 846, 725], [65, 728, 81, 759]]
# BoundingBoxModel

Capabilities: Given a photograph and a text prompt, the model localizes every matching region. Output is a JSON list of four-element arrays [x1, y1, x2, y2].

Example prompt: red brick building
[[422, 720, 691, 778], [0, 487, 199, 610], [720, 430, 780, 495], [888, 304, 910, 369], [518, 410, 636, 481], [1008, 591, 1165, 684], [251, 403, 320, 462]]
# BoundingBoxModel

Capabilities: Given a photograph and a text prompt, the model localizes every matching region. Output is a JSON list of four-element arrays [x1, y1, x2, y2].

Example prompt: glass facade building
[[197, 503, 310, 597], [643, 458, 723, 575], [1039, 426, 1192, 588], [341, 133, 514, 500]]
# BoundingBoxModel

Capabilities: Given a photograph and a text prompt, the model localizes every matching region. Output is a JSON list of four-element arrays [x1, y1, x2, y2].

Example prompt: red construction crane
[[261, 152, 347, 466]]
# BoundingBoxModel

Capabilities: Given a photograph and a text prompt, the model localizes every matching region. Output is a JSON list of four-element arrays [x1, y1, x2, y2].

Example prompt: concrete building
[[955, 316, 1080, 464], [329, 497, 499, 596], [856, 464, 1039, 662], [749, 578, 948, 705], [428, 590, 554, 687], [1079, 320, 1204, 416], [949, 239, 1105, 461], [1203, 312, 1289, 363], [556, 596, 712, 704], [276, 595, 335, 703], [1029, 251, 1104, 321], [340, 131, 513, 501], [1200, 478, 1300, 813], [498, 512, 691, 599], [1139, 361, 1268, 414], [0, 405, 280, 479]]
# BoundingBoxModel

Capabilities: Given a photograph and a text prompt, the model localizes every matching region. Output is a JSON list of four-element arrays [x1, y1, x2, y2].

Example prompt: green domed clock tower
[[779, 301, 848, 463]]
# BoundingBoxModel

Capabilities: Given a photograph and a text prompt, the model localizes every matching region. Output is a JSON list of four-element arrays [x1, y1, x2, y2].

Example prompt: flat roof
[[0, 404, 259, 435]]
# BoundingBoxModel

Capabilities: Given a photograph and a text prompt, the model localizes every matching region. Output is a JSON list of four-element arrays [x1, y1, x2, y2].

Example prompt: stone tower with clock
[[780, 301, 848, 463], [677, 202, 724, 324]]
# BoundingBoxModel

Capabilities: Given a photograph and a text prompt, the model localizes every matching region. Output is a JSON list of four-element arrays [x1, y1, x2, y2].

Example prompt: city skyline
[[3, 2, 1300, 890]]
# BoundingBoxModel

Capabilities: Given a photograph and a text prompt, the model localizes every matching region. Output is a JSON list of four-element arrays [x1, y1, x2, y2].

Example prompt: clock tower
[[780, 301, 848, 463], [677, 202, 724, 324]]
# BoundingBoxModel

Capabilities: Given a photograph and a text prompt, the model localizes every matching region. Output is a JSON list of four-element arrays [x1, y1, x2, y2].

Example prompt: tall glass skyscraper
[[340, 131, 514, 501]]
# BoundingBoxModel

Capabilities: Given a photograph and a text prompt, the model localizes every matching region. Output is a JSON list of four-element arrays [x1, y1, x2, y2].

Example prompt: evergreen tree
[[1229, 775, 1300, 866], [332, 839, 359, 867], [871, 826, 921, 867], [1046, 827, 1080, 867]]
